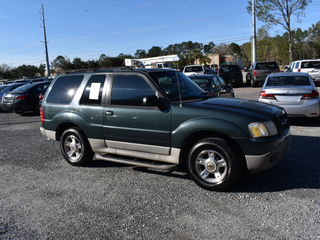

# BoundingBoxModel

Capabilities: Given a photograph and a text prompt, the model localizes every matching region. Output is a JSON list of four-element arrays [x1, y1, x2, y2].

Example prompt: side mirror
[[143, 95, 159, 106], [143, 95, 168, 111]]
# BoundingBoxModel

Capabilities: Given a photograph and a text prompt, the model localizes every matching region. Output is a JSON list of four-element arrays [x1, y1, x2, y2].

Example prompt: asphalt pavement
[[0, 87, 319, 239]]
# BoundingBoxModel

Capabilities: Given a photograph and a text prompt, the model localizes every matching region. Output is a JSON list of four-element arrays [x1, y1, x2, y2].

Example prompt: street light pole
[[252, 0, 257, 64], [40, 4, 50, 78]]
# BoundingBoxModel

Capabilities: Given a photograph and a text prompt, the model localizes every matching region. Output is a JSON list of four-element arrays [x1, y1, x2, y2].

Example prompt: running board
[[95, 153, 179, 171]]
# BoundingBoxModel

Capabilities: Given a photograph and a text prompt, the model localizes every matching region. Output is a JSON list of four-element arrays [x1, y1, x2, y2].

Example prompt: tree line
[[1, 20, 319, 80]]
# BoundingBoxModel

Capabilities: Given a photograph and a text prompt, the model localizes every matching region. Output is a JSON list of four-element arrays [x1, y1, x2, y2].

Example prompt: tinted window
[[38, 83, 49, 92], [149, 71, 205, 101], [266, 76, 311, 86], [11, 83, 35, 93], [46, 75, 83, 104], [190, 78, 210, 89], [184, 66, 203, 72], [111, 75, 155, 106], [80, 75, 105, 105], [301, 61, 320, 68], [217, 76, 226, 87], [256, 62, 278, 70], [219, 65, 240, 72], [212, 77, 222, 88]]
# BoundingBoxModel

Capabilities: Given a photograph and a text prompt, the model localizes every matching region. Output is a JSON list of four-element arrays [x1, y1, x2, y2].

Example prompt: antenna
[[40, 4, 50, 78]]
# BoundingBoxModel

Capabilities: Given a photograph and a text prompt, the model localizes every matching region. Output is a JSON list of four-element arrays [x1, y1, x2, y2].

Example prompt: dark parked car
[[1, 81, 50, 114], [245, 61, 280, 87], [218, 65, 243, 86], [188, 75, 234, 98], [0, 83, 26, 111], [204, 68, 218, 75], [40, 68, 290, 191]]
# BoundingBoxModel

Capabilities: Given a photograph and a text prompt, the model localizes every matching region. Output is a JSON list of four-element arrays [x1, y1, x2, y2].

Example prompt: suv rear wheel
[[187, 138, 242, 191], [60, 128, 94, 166]]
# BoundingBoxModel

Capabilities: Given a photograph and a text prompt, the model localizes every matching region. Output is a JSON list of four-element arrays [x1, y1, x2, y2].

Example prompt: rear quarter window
[[301, 61, 320, 69], [46, 75, 84, 104]]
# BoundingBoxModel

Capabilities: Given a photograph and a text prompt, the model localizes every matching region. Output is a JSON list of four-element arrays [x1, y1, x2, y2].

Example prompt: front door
[[103, 73, 171, 155]]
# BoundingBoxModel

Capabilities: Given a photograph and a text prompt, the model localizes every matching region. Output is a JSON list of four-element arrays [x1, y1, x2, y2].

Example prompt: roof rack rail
[[64, 66, 133, 74]]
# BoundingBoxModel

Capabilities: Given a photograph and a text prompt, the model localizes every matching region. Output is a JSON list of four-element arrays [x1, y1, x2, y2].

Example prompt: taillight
[[300, 90, 319, 100], [259, 90, 275, 99], [40, 107, 43, 123], [298, 69, 301, 72], [253, 70, 257, 77], [278, 68, 280, 72], [39, 94, 44, 100], [16, 94, 28, 100]]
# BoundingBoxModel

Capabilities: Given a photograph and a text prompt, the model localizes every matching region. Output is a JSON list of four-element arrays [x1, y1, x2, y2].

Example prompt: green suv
[[40, 68, 291, 191]]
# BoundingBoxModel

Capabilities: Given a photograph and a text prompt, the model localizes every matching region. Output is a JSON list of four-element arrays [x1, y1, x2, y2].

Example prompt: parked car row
[[0, 81, 51, 114], [182, 64, 319, 124]]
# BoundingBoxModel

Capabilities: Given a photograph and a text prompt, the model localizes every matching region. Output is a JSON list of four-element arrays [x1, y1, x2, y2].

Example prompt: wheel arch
[[56, 122, 83, 141], [179, 130, 245, 167]]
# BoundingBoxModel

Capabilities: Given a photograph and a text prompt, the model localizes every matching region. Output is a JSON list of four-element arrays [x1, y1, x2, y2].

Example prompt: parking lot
[[0, 87, 319, 239]]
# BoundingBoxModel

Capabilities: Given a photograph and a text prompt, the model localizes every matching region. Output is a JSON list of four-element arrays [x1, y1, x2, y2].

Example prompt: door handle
[[106, 111, 113, 115]]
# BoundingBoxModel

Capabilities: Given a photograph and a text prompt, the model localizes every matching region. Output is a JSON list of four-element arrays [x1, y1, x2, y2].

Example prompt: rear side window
[[38, 83, 49, 92], [80, 75, 105, 105], [111, 75, 155, 106], [46, 75, 83, 104], [294, 62, 300, 69]]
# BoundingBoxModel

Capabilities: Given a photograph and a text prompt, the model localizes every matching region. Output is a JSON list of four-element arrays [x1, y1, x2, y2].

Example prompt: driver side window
[[111, 75, 155, 106]]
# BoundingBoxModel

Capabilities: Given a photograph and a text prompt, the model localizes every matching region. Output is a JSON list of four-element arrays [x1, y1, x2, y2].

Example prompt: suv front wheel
[[60, 128, 94, 166], [187, 138, 242, 191]]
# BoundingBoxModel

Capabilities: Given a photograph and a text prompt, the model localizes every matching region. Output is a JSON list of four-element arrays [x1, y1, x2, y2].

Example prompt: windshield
[[220, 65, 240, 72], [256, 62, 278, 69], [149, 71, 207, 101]]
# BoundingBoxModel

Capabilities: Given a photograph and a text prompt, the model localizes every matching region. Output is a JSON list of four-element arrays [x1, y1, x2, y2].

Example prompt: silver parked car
[[259, 72, 320, 124]]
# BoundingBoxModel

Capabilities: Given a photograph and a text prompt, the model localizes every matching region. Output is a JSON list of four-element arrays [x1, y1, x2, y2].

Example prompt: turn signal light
[[259, 90, 275, 99], [40, 107, 43, 123], [300, 90, 319, 100], [16, 94, 28, 100]]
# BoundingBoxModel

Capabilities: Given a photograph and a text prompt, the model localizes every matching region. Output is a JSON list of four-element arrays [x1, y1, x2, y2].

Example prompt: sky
[[1, 0, 320, 68]]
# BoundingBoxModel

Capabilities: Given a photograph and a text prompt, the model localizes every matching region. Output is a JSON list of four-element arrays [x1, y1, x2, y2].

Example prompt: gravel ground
[[0, 87, 319, 239]]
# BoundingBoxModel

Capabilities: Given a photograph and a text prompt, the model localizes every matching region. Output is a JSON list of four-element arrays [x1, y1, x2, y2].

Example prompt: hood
[[189, 98, 285, 118]]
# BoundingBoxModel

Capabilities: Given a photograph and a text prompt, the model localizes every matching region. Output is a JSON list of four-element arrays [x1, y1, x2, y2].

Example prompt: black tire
[[246, 74, 252, 87], [60, 128, 94, 166], [14, 110, 24, 114], [187, 138, 242, 191]]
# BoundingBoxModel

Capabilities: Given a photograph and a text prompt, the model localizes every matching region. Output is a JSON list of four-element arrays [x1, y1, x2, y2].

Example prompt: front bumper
[[245, 134, 291, 173]]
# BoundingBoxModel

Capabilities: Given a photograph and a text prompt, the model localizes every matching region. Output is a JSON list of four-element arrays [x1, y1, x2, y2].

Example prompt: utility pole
[[40, 4, 50, 77], [252, 0, 257, 64]]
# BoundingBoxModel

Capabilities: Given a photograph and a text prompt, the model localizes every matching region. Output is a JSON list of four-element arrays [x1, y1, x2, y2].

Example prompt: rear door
[[102, 73, 172, 155]]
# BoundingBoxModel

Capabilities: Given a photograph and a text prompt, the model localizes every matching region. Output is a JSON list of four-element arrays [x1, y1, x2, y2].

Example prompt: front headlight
[[248, 120, 278, 138]]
